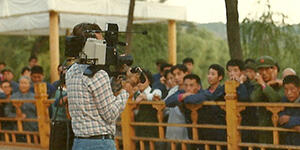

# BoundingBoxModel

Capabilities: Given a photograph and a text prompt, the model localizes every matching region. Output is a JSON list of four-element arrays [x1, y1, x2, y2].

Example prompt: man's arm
[[250, 82, 264, 102], [88, 70, 129, 124], [164, 90, 184, 107], [262, 85, 283, 102], [184, 91, 209, 104]]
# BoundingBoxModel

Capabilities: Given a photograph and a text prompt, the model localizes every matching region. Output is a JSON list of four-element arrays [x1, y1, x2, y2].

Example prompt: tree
[[224, 0, 243, 60], [125, 0, 136, 54]]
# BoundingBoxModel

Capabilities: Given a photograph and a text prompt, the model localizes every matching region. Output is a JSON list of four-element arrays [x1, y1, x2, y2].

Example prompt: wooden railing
[[0, 83, 54, 149], [116, 81, 300, 150], [0, 81, 300, 150]]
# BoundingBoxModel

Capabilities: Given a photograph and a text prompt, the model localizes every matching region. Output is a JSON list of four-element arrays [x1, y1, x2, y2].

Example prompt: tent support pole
[[49, 11, 60, 83], [168, 20, 176, 65]]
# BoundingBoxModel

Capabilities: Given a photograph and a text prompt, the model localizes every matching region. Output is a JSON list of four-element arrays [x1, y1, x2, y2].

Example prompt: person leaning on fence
[[134, 68, 162, 150], [278, 75, 300, 146], [250, 56, 284, 144], [30, 65, 56, 98]]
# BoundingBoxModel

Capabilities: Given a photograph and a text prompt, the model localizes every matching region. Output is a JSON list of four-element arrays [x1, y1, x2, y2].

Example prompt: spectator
[[5, 76, 37, 142], [134, 69, 161, 150], [152, 59, 167, 83], [226, 59, 257, 143], [21, 67, 31, 78], [0, 80, 12, 99], [28, 55, 38, 69], [165, 74, 201, 149], [251, 56, 284, 144], [0, 62, 6, 81], [282, 68, 296, 79], [2, 68, 18, 93], [279, 75, 300, 145], [11, 76, 34, 99], [244, 58, 257, 81], [30, 65, 56, 98], [165, 64, 189, 142], [161, 70, 177, 94], [52, 64, 64, 90], [182, 57, 194, 74], [0, 80, 12, 119], [152, 63, 172, 99]]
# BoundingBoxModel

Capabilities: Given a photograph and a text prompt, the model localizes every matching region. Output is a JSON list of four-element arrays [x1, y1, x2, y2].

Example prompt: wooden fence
[[0, 81, 299, 150]]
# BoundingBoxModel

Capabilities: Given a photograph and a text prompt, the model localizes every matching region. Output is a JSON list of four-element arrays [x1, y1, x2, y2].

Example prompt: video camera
[[65, 23, 133, 77]]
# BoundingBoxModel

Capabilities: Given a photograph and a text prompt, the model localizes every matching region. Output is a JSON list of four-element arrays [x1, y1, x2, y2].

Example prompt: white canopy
[[0, 0, 187, 35]]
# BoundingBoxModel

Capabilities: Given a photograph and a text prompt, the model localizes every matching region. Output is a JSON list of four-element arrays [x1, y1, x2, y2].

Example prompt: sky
[[165, 0, 300, 25]]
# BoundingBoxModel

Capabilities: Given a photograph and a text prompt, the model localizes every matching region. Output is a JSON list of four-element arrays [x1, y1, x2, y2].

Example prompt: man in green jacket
[[250, 56, 284, 144]]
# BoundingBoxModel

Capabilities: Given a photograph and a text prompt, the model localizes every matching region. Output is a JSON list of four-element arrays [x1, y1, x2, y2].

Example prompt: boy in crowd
[[30, 66, 56, 98], [251, 56, 284, 143], [1, 69, 18, 93], [28, 55, 38, 69], [182, 57, 194, 74], [279, 75, 300, 145], [152, 63, 172, 99], [134, 69, 162, 149], [244, 58, 257, 81], [164, 64, 189, 142]]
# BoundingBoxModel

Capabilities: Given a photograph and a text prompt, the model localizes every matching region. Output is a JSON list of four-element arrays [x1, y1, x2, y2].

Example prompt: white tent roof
[[0, 0, 187, 35]]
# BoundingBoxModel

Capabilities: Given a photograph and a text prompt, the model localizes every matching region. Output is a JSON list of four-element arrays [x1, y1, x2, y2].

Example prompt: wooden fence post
[[121, 99, 136, 150], [225, 80, 240, 150], [34, 83, 50, 149]]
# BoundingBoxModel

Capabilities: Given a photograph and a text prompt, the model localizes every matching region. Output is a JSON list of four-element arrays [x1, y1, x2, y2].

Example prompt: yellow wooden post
[[49, 11, 60, 83], [225, 80, 240, 150], [168, 20, 176, 65], [121, 99, 136, 150], [34, 83, 50, 149]]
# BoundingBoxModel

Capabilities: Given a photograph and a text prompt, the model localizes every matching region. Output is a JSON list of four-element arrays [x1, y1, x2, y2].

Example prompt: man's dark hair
[[283, 75, 300, 87], [72, 23, 102, 38], [28, 55, 38, 62], [142, 69, 153, 86], [0, 62, 6, 66], [209, 64, 225, 80], [1, 68, 12, 74], [21, 67, 31, 74], [163, 70, 172, 78], [182, 57, 194, 64], [31, 65, 44, 75], [155, 59, 167, 66], [184, 74, 202, 87], [1, 80, 11, 86], [171, 64, 188, 74], [245, 58, 255, 64], [226, 59, 245, 71], [160, 63, 172, 72]]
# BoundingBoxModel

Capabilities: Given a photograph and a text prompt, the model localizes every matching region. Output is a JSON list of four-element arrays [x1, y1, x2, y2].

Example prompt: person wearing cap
[[250, 56, 284, 144]]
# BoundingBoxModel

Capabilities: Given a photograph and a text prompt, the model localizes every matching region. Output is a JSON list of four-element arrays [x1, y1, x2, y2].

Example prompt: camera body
[[65, 23, 133, 76]]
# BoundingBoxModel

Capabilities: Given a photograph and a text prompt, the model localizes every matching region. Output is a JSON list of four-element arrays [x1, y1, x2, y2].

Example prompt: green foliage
[[240, 11, 300, 76]]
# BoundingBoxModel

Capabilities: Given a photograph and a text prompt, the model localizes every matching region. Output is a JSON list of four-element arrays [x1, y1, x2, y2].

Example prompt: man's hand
[[181, 93, 193, 100], [255, 73, 265, 87], [135, 93, 146, 102], [294, 126, 300, 133], [152, 94, 161, 101], [279, 115, 290, 125], [267, 79, 283, 87]]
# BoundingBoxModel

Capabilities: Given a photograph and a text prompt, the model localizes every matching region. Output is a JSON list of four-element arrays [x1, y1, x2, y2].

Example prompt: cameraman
[[65, 23, 133, 150]]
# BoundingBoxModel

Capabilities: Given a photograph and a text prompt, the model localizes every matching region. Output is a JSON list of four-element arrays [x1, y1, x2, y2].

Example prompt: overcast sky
[[165, 0, 300, 24]]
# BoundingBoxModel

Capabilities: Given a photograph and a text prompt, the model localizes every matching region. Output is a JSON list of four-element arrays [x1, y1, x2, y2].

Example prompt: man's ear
[[218, 75, 223, 81]]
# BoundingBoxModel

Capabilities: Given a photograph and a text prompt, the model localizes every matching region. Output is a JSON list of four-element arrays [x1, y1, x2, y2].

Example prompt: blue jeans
[[72, 138, 116, 150]]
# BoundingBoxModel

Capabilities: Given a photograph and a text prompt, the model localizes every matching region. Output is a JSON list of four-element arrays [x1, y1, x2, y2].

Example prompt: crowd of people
[[0, 53, 299, 149], [0, 55, 59, 141], [132, 56, 300, 149]]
